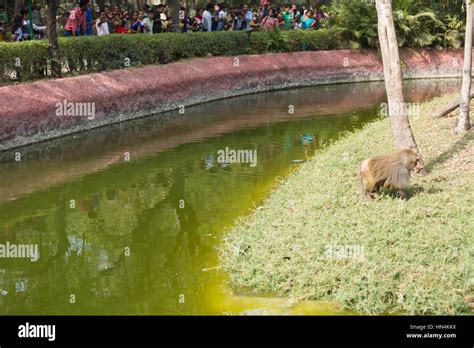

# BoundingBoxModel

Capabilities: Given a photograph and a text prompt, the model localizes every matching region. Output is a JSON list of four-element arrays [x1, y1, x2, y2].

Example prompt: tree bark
[[14, 0, 22, 15], [46, 0, 61, 77], [168, 0, 181, 32], [375, 0, 424, 164], [456, 0, 473, 132], [96, 0, 105, 12]]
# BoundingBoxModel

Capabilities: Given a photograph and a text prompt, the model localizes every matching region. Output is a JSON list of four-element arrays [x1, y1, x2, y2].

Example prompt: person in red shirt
[[113, 19, 128, 34], [64, 0, 87, 36]]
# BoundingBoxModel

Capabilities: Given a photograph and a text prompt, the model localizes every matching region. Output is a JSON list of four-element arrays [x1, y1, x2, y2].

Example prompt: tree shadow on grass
[[425, 130, 474, 172]]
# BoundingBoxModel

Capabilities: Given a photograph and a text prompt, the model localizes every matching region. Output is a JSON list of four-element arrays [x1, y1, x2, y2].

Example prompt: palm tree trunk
[[375, 0, 424, 164], [457, 0, 473, 132]]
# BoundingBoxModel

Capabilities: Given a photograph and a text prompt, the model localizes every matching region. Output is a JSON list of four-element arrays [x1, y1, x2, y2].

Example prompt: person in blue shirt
[[299, 10, 316, 30], [85, 3, 93, 35], [243, 4, 253, 32]]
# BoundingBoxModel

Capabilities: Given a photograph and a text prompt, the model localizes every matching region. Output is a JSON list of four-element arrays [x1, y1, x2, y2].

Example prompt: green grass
[[220, 93, 474, 315]]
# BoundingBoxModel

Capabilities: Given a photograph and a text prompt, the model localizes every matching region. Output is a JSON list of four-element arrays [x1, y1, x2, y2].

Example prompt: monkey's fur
[[359, 148, 423, 200]]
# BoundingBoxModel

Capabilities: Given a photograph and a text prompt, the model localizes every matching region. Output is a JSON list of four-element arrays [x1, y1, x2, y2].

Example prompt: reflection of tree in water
[[0, 195, 72, 314], [129, 165, 208, 313], [0, 163, 211, 314]]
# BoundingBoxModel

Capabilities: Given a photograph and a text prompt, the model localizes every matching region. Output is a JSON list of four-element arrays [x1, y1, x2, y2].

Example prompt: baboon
[[359, 148, 424, 200]]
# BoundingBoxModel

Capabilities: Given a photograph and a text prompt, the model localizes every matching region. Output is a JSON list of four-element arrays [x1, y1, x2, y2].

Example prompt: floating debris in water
[[202, 266, 221, 272]]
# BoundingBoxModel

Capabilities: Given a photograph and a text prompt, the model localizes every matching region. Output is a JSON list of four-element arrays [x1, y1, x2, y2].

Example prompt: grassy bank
[[220, 93, 473, 315]]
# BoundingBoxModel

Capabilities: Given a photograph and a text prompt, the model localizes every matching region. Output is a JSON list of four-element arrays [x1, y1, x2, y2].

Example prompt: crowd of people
[[1, 1, 330, 41], [1, 4, 47, 42]]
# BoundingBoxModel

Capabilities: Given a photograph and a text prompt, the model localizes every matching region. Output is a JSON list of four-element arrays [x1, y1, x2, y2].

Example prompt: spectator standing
[[64, 0, 87, 37], [143, 10, 154, 34], [212, 4, 220, 31], [203, 4, 212, 32], [96, 11, 110, 35], [152, 11, 163, 33], [299, 10, 316, 30], [180, 8, 191, 32], [231, 8, 242, 31], [11, 14, 24, 41], [106, 11, 115, 33], [282, 4, 293, 30], [217, 4, 227, 31], [122, 11, 131, 29], [32, 4, 42, 26], [192, 8, 204, 32], [20, 9, 32, 40], [113, 18, 128, 34], [130, 12, 144, 33], [159, 5, 168, 31], [260, 8, 279, 32], [243, 4, 252, 32], [85, 2, 93, 35]]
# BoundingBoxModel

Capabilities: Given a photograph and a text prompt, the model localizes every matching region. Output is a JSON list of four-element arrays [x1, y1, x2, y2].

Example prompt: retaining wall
[[0, 48, 468, 151]]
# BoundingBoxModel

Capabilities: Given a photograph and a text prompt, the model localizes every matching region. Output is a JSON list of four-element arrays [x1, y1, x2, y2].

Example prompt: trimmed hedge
[[0, 29, 338, 83]]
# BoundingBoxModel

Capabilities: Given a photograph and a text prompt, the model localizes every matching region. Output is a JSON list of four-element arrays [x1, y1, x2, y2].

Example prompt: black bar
[[0, 316, 472, 345]]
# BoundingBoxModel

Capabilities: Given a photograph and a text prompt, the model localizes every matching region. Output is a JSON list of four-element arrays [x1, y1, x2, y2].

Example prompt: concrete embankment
[[0, 48, 469, 151]]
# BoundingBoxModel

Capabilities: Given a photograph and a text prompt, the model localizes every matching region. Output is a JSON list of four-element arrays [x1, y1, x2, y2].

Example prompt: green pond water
[[0, 80, 459, 315]]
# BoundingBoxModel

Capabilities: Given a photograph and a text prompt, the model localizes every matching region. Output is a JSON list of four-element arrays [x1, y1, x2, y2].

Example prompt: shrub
[[324, 0, 464, 49], [0, 29, 339, 84]]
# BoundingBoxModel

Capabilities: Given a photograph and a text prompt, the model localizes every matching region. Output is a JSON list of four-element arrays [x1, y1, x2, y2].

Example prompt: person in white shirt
[[217, 4, 227, 31], [96, 12, 109, 36], [203, 4, 212, 32], [142, 11, 154, 34]]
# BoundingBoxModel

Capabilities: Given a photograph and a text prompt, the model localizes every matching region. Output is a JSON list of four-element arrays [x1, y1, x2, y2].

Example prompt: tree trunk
[[168, 0, 180, 32], [46, 0, 61, 77], [457, 0, 473, 132], [14, 0, 22, 15], [375, 0, 424, 163], [96, 0, 105, 12]]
